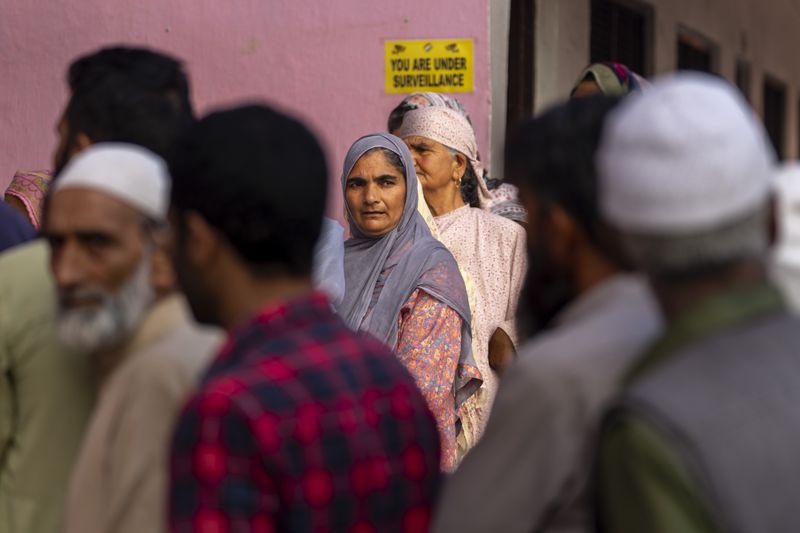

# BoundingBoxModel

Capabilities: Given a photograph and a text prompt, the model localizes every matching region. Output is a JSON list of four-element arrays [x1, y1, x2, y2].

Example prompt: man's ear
[[181, 211, 222, 267], [59, 131, 94, 167], [149, 227, 177, 295], [73, 132, 92, 153], [150, 248, 176, 295], [548, 204, 580, 265]]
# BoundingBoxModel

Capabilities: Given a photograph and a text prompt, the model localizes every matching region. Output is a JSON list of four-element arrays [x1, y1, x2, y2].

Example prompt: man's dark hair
[[505, 95, 621, 247], [387, 102, 415, 133], [506, 95, 621, 337], [64, 46, 194, 160], [168, 104, 328, 277]]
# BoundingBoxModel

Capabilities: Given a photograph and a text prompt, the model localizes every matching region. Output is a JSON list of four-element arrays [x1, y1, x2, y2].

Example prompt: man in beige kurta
[[63, 294, 217, 533], [42, 145, 220, 533]]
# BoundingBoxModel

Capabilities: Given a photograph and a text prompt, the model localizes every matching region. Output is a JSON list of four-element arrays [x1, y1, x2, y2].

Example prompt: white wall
[[534, 0, 591, 112], [524, 0, 800, 158], [490, 0, 512, 178]]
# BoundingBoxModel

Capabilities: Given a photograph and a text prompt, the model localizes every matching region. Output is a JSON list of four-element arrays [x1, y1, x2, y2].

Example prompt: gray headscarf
[[337, 132, 480, 404]]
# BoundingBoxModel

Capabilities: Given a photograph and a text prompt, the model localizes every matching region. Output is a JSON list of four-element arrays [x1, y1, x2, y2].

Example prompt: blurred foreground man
[[594, 73, 800, 533], [47, 145, 219, 533], [166, 105, 441, 532], [433, 96, 662, 533], [0, 46, 193, 533]]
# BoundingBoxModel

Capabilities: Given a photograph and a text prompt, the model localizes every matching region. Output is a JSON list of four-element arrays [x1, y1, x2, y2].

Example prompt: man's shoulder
[[517, 285, 659, 376], [613, 312, 800, 533], [692, 309, 800, 354], [506, 335, 610, 416], [509, 280, 661, 410], [633, 310, 800, 390], [244, 315, 395, 368], [0, 240, 59, 334], [146, 320, 222, 365], [0, 240, 51, 294], [196, 322, 407, 412], [0, 239, 47, 272], [123, 323, 220, 389], [625, 311, 800, 419], [615, 311, 800, 465]]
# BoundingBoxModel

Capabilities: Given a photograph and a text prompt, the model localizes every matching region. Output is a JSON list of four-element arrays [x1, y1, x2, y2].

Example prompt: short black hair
[[505, 95, 621, 246], [65, 46, 194, 158], [387, 102, 415, 133], [168, 104, 328, 277]]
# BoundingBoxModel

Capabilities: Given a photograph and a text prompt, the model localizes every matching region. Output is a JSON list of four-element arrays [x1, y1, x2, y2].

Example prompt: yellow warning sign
[[385, 39, 474, 94]]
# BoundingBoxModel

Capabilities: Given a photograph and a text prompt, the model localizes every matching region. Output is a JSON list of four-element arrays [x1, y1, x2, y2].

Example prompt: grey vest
[[619, 311, 800, 533]]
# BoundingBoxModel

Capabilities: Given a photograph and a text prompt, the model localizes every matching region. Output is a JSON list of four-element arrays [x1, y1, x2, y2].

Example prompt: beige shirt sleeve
[[106, 357, 192, 533]]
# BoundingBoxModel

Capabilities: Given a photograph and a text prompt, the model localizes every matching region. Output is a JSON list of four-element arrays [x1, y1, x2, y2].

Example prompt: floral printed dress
[[395, 288, 481, 471]]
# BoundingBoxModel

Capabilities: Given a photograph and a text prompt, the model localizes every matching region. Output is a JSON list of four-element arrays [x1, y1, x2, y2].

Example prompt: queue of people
[[0, 43, 799, 533]]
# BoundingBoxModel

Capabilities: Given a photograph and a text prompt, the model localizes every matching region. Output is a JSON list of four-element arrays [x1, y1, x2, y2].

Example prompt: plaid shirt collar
[[212, 291, 332, 366]]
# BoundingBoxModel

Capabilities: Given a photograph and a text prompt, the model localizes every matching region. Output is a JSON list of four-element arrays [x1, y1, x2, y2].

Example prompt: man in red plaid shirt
[[165, 105, 441, 532]]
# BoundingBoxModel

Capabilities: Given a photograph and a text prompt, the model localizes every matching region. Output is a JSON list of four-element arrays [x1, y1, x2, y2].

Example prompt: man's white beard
[[56, 253, 156, 354]]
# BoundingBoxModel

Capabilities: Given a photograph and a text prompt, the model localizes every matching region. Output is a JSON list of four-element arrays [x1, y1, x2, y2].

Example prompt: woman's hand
[[488, 327, 516, 374]]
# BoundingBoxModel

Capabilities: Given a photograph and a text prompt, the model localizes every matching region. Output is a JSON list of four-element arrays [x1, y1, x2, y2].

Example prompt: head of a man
[[597, 73, 775, 304], [42, 144, 174, 355], [505, 95, 622, 332], [53, 46, 193, 174], [167, 104, 327, 328]]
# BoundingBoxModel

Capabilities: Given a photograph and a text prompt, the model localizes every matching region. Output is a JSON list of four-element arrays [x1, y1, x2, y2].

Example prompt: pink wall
[[0, 0, 491, 217]]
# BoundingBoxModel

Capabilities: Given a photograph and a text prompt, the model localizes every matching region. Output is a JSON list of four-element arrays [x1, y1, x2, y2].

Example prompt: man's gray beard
[[56, 253, 156, 355]]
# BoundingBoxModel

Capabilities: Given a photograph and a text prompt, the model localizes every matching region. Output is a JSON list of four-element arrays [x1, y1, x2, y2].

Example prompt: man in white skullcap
[[43, 144, 220, 533], [432, 95, 662, 533], [0, 46, 194, 533], [594, 73, 800, 533]]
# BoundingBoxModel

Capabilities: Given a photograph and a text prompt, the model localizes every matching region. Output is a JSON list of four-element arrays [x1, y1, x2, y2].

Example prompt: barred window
[[763, 77, 786, 159], [677, 31, 715, 73], [591, 0, 652, 76], [506, 0, 536, 139], [736, 59, 751, 102]]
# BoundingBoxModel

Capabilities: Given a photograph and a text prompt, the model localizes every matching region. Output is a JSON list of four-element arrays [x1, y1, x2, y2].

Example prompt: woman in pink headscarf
[[399, 106, 527, 452], [387, 92, 472, 136], [5, 170, 52, 229], [388, 93, 527, 225]]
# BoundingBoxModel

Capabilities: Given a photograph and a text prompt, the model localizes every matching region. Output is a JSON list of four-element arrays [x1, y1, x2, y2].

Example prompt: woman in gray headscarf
[[337, 132, 481, 471]]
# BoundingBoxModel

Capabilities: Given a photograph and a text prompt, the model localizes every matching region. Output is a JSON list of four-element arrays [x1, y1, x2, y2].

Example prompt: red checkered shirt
[[168, 292, 441, 533]]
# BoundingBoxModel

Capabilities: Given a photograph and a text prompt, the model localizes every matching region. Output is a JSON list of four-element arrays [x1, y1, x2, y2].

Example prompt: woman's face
[[345, 150, 407, 237], [572, 79, 602, 98], [404, 135, 461, 194]]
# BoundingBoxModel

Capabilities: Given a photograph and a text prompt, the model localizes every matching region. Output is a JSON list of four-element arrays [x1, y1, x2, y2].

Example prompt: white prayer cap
[[598, 72, 775, 234], [53, 143, 169, 221]]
